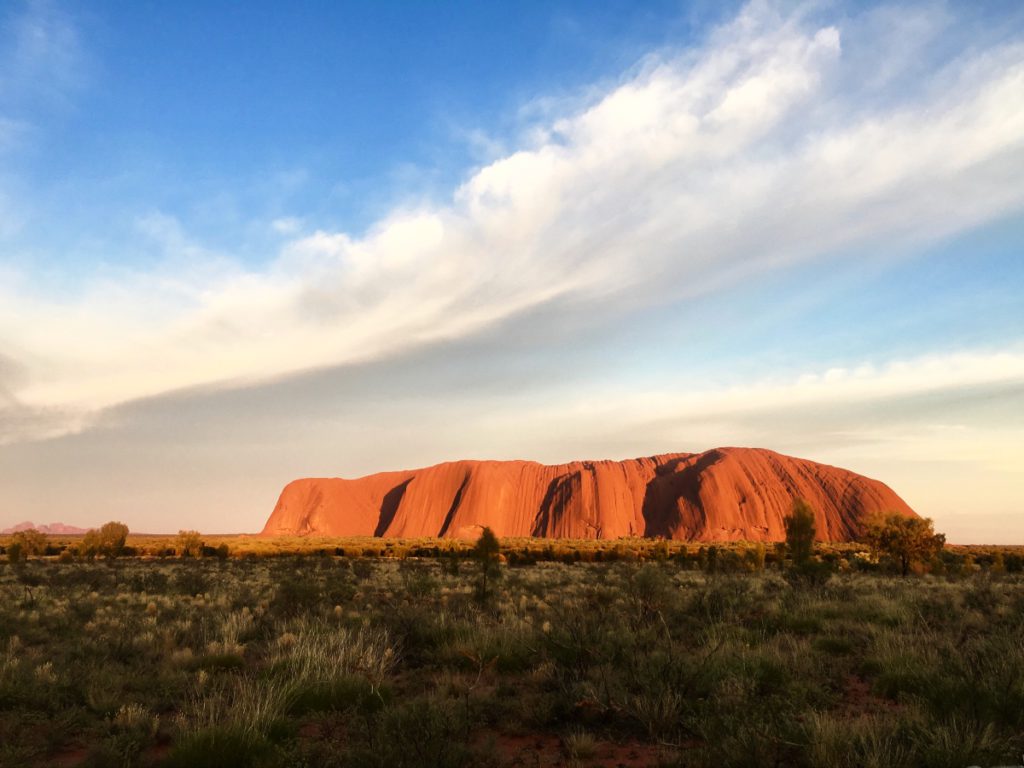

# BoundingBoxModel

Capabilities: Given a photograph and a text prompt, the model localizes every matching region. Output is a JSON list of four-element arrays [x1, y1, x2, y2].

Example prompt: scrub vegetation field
[[1, 530, 1023, 768]]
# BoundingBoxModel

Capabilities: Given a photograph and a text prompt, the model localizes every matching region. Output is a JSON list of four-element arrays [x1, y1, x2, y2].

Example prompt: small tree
[[784, 498, 817, 567], [78, 529, 101, 560], [704, 545, 719, 574], [11, 529, 47, 558], [651, 539, 670, 562], [862, 513, 945, 577], [175, 530, 204, 558], [80, 521, 129, 560], [6, 541, 24, 564], [473, 527, 502, 600], [100, 521, 129, 558], [744, 543, 767, 572]]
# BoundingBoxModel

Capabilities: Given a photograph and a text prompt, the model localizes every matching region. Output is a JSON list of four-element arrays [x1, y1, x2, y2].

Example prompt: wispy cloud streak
[[1, 1, 1023, 442]]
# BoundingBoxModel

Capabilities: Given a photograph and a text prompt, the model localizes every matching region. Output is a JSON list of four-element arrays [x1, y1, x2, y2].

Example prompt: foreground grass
[[1, 556, 1022, 767], [8, 532, 1021, 568]]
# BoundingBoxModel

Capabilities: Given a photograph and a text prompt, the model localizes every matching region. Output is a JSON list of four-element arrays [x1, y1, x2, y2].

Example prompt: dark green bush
[[166, 726, 276, 768], [289, 676, 390, 716], [172, 565, 210, 596], [271, 576, 322, 617]]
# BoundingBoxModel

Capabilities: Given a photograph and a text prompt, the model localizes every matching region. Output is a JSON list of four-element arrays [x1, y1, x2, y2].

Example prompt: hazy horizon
[[2, 0, 1022, 544]]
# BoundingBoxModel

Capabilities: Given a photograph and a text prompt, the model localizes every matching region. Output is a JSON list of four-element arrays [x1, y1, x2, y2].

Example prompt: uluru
[[261, 447, 916, 542]]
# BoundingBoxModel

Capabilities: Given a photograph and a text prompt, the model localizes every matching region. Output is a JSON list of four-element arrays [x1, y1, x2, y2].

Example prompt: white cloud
[[489, 348, 1024, 440], [2, 1, 1024, 443], [271, 217, 303, 235]]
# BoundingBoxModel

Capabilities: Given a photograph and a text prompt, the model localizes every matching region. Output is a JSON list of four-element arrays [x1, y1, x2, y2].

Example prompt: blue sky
[[1, 0, 1022, 541], [5, 0, 727, 273]]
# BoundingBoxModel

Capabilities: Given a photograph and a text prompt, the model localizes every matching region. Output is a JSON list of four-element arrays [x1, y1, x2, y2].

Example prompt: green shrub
[[289, 675, 390, 716], [785, 499, 817, 567], [473, 527, 502, 601], [272, 576, 322, 617], [813, 635, 856, 656], [166, 726, 276, 768], [343, 697, 473, 768], [172, 565, 210, 596], [6, 542, 23, 564], [175, 530, 204, 558], [10, 530, 47, 558]]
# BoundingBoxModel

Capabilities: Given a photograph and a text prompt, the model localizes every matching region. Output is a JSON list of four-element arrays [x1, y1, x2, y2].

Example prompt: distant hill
[[1, 521, 90, 535], [262, 447, 917, 541]]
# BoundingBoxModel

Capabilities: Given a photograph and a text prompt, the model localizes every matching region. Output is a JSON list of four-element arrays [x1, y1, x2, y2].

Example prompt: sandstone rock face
[[261, 447, 916, 541]]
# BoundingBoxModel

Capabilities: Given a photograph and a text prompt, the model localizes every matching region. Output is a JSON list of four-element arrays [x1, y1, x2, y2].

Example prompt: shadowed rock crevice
[[374, 478, 412, 537], [641, 451, 724, 538], [533, 475, 567, 537], [437, 472, 472, 537]]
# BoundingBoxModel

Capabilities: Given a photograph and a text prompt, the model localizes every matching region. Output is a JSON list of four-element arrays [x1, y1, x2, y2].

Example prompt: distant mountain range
[[1, 521, 90, 535]]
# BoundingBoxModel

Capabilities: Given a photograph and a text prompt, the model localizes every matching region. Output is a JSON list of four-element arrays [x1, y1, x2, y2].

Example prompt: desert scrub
[[0, 553, 1022, 766], [272, 619, 397, 688]]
